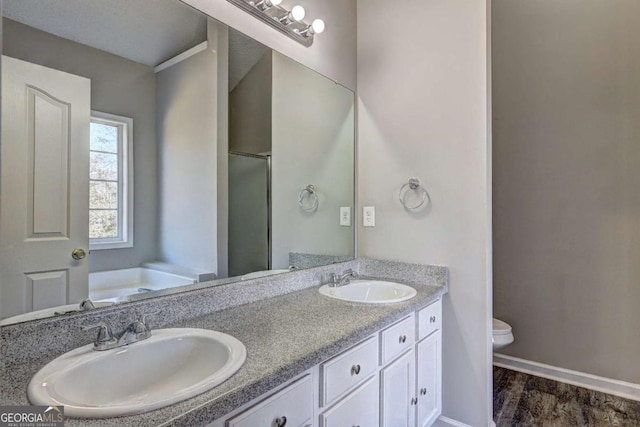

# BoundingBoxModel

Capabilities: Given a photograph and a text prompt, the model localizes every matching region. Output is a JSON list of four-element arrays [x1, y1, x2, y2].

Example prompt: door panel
[[417, 331, 442, 427], [381, 349, 415, 427], [1, 55, 91, 319], [29, 87, 71, 237]]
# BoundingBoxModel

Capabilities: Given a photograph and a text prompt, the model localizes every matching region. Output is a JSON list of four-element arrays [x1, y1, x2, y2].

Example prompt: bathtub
[[89, 268, 197, 301]]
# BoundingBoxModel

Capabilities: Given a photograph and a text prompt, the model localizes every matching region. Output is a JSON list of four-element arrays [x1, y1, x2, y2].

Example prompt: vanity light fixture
[[253, 0, 282, 11], [227, 0, 325, 47]]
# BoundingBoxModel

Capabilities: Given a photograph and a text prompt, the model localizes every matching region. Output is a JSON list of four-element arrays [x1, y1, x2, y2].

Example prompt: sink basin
[[28, 328, 246, 418], [319, 279, 417, 304]]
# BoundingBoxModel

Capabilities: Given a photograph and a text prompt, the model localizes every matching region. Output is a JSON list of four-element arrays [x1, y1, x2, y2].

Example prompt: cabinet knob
[[430, 315, 436, 323], [351, 364, 361, 375], [274, 416, 287, 427], [420, 387, 427, 395], [399, 335, 407, 343]]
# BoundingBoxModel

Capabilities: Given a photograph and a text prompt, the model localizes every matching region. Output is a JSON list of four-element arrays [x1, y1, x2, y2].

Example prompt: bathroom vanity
[[209, 300, 442, 427], [0, 258, 447, 427]]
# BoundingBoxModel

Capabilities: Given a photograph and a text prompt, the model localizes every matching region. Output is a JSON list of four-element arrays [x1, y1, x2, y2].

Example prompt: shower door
[[228, 152, 271, 277]]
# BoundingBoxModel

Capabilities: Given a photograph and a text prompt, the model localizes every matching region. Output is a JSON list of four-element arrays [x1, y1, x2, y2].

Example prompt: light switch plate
[[363, 206, 375, 227], [340, 207, 351, 226]]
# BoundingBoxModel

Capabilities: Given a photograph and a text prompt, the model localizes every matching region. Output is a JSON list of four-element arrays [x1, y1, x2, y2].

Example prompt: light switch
[[363, 206, 375, 227], [340, 207, 351, 226]]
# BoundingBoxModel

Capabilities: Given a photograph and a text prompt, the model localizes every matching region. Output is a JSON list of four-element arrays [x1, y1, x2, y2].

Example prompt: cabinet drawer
[[227, 375, 313, 427], [320, 335, 378, 407], [320, 376, 379, 427], [418, 300, 442, 340], [380, 314, 415, 365]]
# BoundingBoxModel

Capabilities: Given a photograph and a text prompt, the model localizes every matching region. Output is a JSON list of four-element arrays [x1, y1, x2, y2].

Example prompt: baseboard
[[436, 416, 474, 427], [494, 353, 640, 402]]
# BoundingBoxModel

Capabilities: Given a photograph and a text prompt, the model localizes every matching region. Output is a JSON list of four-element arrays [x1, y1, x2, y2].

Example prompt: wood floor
[[494, 367, 640, 427]]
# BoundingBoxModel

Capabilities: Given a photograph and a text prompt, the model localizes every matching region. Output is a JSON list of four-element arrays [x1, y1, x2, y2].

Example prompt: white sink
[[319, 279, 417, 304], [28, 328, 246, 418]]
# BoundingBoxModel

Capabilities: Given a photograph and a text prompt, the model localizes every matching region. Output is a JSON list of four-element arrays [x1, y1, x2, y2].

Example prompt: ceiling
[[229, 28, 270, 91], [2, 0, 208, 67]]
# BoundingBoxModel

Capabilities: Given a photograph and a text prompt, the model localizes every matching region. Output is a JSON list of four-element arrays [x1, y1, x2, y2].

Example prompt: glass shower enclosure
[[228, 151, 271, 277]]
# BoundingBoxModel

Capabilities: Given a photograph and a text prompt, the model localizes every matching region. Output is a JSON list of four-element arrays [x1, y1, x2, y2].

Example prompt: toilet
[[492, 318, 514, 350]]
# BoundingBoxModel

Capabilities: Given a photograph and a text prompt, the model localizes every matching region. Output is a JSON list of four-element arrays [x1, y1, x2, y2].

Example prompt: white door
[[416, 331, 442, 427], [381, 349, 416, 427], [0, 55, 91, 320]]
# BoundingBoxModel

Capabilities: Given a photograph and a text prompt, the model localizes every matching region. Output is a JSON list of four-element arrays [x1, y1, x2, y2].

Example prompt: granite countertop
[[1, 279, 446, 427]]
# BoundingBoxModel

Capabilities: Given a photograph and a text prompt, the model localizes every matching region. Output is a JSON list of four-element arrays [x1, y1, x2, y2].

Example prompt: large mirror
[[0, 0, 355, 325]]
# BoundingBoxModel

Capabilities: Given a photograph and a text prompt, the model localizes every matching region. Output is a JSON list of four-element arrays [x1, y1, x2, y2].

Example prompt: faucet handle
[[81, 321, 114, 344], [139, 311, 160, 330], [79, 299, 96, 311], [330, 273, 338, 285]]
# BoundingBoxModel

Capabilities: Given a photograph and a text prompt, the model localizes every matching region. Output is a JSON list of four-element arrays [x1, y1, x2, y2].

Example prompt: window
[[89, 111, 133, 250]]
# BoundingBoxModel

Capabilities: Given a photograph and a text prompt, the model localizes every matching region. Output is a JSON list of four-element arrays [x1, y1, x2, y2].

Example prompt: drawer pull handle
[[430, 315, 436, 323], [399, 335, 407, 344], [274, 416, 287, 427], [411, 397, 418, 405], [351, 364, 361, 375], [420, 387, 427, 395]]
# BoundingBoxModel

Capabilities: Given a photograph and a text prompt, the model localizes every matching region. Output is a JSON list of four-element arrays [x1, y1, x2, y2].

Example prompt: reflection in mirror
[[0, 0, 355, 326]]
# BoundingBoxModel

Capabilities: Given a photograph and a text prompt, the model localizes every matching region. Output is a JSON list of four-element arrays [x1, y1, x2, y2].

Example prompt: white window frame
[[89, 111, 134, 250]]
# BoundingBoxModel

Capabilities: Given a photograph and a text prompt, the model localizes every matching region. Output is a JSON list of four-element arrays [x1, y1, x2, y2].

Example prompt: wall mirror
[[0, 0, 355, 325]]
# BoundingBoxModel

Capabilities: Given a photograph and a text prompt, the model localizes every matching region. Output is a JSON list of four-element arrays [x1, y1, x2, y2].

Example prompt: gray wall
[[271, 52, 355, 269], [357, 1, 492, 426], [493, 0, 640, 383], [229, 52, 272, 155], [182, 0, 357, 91], [156, 45, 218, 273], [3, 18, 158, 273]]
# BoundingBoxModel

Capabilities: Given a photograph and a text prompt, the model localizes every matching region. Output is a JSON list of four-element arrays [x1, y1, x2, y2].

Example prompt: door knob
[[72, 248, 87, 260]]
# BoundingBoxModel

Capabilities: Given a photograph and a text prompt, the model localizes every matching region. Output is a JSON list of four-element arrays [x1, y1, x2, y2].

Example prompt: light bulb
[[290, 5, 305, 22], [311, 19, 325, 34]]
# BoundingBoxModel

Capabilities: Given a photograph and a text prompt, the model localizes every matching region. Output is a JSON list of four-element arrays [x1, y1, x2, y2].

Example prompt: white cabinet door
[[416, 330, 441, 427], [0, 56, 91, 320], [320, 376, 379, 427], [381, 349, 415, 427]]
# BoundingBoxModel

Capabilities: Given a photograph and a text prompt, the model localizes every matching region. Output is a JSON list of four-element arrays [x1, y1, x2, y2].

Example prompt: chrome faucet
[[82, 312, 158, 351], [329, 269, 359, 287]]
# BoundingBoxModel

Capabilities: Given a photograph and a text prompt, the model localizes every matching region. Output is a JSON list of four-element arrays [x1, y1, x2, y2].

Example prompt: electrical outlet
[[340, 207, 351, 226], [363, 206, 375, 227]]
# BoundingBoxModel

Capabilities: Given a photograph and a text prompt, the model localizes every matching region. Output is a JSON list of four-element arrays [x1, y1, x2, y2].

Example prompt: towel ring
[[399, 177, 430, 210], [298, 184, 319, 212]]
